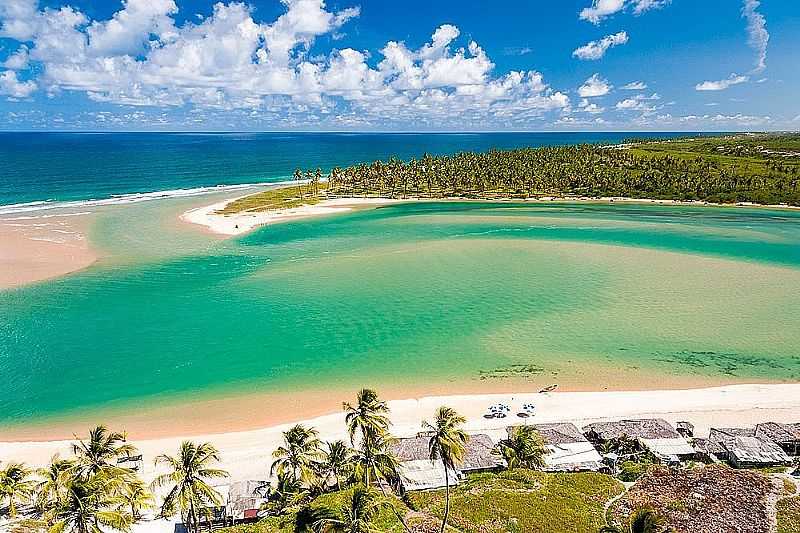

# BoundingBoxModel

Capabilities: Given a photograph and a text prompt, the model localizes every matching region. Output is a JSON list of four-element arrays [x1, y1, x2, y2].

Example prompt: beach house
[[226, 480, 270, 524], [389, 433, 504, 493], [518, 422, 604, 472], [708, 427, 792, 468], [753, 422, 800, 456], [583, 418, 696, 463]]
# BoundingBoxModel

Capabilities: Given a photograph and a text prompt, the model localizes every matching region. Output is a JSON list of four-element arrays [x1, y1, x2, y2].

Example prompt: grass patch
[[407, 469, 623, 533], [778, 495, 800, 533], [219, 182, 328, 215]]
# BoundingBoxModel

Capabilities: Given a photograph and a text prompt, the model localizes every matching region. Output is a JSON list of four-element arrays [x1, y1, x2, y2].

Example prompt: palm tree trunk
[[440, 462, 450, 533], [378, 483, 412, 533]]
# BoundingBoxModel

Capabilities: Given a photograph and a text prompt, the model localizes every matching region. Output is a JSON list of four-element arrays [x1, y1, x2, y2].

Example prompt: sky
[[0, 0, 798, 131]]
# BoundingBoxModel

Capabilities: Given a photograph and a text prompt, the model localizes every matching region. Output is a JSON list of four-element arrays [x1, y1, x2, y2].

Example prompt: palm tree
[[312, 485, 389, 533], [294, 168, 304, 200], [117, 477, 154, 521], [351, 433, 411, 533], [43, 472, 133, 533], [321, 440, 355, 491], [152, 441, 229, 533], [35, 456, 74, 513], [343, 389, 390, 447], [0, 462, 35, 518], [599, 507, 666, 533], [261, 471, 308, 516], [496, 425, 549, 470], [423, 406, 469, 533], [71, 426, 137, 478], [271, 424, 323, 487]]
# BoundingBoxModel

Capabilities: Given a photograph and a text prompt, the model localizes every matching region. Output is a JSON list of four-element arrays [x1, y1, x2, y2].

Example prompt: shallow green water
[[2, 201, 800, 427]]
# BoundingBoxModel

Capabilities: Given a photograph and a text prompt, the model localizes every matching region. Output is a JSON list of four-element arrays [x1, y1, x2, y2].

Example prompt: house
[[226, 480, 270, 524], [390, 433, 504, 492], [709, 427, 792, 468], [754, 422, 800, 456], [583, 418, 695, 462], [527, 422, 604, 472]]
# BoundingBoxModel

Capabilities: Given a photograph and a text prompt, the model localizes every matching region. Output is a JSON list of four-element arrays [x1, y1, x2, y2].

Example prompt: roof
[[391, 434, 503, 471], [755, 422, 800, 444], [460, 434, 505, 471], [583, 419, 681, 440], [641, 437, 696, 458], [530, 423, 589, 445], [396, 459, 456, 491], [709, 427, 756, 442], [541, 441, 603, 472], [723, 436, 791, 465]]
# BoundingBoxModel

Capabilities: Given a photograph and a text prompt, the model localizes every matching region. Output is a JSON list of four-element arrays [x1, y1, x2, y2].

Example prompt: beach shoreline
[[2, 383, 799, 483], [179, 185, 800, 237], [0, 211, 98, 289]]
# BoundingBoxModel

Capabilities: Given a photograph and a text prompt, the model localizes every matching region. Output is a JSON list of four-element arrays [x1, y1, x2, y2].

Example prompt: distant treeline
[[306, 135, 800, 206]]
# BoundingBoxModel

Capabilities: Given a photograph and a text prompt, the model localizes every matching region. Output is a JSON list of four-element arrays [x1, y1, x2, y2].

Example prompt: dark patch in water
[[479, 364, 545, 380], [653, 350, 791, 376]]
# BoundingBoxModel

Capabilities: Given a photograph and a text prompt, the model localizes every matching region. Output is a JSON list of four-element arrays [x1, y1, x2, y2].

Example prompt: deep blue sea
[[0, 132, 698, 210]]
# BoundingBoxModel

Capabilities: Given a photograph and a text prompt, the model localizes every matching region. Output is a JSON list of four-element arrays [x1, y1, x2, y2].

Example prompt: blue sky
[[0, 0, 797, 131]]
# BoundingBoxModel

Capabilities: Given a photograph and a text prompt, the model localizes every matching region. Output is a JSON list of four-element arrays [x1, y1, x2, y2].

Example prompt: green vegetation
[[314, 133, 800, 206], [218, 181, 328, 214], [422, 406, 469, 533], [408, 470, 624, 533], [496, 425, 549, 470], [778, 494, 800, 533], [152, 441, 229, 533]]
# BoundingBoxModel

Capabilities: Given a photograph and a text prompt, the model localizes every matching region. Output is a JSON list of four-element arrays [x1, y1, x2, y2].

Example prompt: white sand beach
[[181, 195, 404, 236], [3, 384, 799, 482]]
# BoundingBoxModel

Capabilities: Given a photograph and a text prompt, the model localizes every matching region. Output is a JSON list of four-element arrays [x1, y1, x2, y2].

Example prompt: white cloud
[[0, 69, 37, 97], [3, 45, 29, 69], [579, 98, 604, 113], [87, 0, 178, 57], [615, 93, 661, 113], [621, 81, 646, 90], [579, 0, 669, 24], [578, 73, 611, 97], [0, 2, 571, 127], [572, 31, 628, 60], [679, 113, 771, 126], [695, 73, 749, 91], [742, 0, 769, 73]]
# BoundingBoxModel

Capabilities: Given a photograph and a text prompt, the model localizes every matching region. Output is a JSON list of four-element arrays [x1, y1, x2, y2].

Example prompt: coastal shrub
[[778, 495, 800, 533], [618, 461, 648, 482], [219, 487, 408, 533], [408, 469, 624, 533]]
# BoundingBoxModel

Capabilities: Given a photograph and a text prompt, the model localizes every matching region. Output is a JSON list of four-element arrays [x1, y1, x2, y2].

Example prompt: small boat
[[539, 384, 558, 393]]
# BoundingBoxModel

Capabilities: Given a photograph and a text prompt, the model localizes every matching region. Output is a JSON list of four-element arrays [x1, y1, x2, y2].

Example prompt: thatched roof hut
[[389, 433, 504, 492], [582, 418, 695, 462], [709, 427, 792, 468], [519, 422, 604, 472]]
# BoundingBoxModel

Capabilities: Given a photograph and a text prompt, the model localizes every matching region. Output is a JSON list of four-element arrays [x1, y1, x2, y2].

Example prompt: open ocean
[[0, 132, 691, 209]]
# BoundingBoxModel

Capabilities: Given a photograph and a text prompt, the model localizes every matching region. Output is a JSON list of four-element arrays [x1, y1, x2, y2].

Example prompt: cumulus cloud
[[0, 69, 37, 98], [3, 45, 29, 69], [572, 31, 628, 60], [0, 1, 571, 127], [742, 0, 769, 73], [695, 73, 749, 91], [578, 73, 611, 97], [579, 0, 669, 24], [615, 92, 659, 111], [579, 98, 604, 114], [621, 81, 646, 90]]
